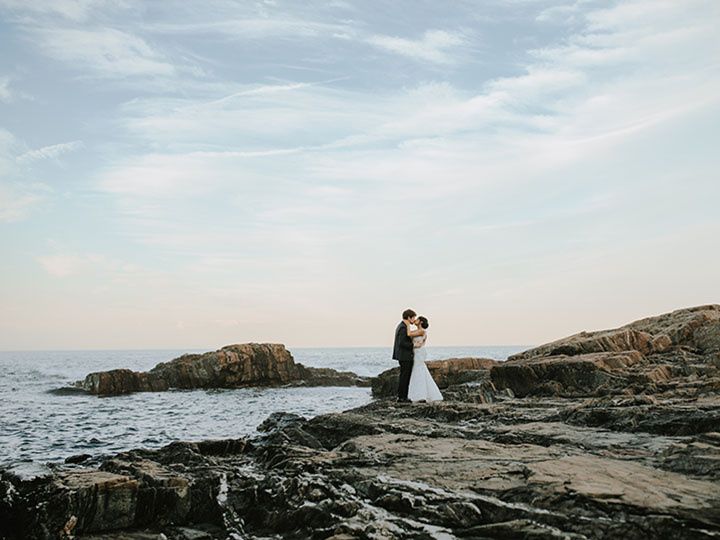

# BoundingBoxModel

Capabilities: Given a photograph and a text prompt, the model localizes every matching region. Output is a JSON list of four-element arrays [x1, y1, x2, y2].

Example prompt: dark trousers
[[397, 360, 413, 400]]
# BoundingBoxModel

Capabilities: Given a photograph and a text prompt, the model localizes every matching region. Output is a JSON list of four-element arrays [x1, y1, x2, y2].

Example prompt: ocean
[[0, 346, 524, 466]]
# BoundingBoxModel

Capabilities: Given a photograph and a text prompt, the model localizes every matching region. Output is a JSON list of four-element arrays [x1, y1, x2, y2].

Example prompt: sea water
[[0, 346, 523, 465]]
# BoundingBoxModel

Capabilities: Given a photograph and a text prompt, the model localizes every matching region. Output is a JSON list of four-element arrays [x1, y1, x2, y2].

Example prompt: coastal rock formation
[[3, 305, 719, 539], [492, 304, 720, 398], [2, 397, 719, 539], [371, 357, 500, 398], [78, 344, 369, 395]]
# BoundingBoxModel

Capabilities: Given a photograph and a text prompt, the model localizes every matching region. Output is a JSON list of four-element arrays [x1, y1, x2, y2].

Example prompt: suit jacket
[[393, 321, 414, 363]]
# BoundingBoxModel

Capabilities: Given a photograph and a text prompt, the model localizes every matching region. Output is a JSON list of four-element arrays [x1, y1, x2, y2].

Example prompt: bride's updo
[[418, 316, 429, 329]]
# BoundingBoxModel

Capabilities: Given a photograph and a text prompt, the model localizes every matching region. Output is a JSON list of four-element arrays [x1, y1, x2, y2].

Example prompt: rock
[[298, 366, 370, 387], [4, 394, 720, 538], [76, 344, 370, 396], [493, 305, 720, 398], [1, 468, 139, 537], [371, 357, 500, 398], [65, 453, 92, 464], [491, 351, 646, 397], [147, 344, 301, 389], [82, 369, 169, 395], [510, 304, 720, 362], [4, 305, 720, 538]]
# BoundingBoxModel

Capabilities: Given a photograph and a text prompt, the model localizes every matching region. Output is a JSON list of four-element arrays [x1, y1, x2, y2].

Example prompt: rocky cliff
[[491, 304, 720, 398], [77, 343, 370, 395], [3, 305, 719, 539]]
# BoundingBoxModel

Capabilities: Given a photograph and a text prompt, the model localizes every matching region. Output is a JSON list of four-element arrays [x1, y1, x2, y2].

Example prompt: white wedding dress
[[407, 331, 443, 403]]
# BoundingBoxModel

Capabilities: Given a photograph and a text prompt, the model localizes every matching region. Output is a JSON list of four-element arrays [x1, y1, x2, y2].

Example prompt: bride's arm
[[407, 327, 425, 337]]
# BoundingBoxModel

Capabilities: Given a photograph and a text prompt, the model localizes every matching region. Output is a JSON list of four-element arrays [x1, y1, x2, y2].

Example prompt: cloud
[[366, 29, 467, 64], [31, 27, 177, 78], [0, 185, 43, 222], [0, 77, 13, 102], [95, 0, 720, 265], [3, 0, 718, 348], [17, 140, 83, 163], [0, 129, 53, 222], [144, 17, 352, 40], [0, 0, 128, 22], [36, 254, 90, 277], [35, 251, 164, 283]]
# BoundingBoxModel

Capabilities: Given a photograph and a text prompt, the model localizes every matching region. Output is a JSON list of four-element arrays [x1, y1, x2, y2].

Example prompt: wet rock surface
[[75, 343, 370, 395], [3, 306, 719, 539]]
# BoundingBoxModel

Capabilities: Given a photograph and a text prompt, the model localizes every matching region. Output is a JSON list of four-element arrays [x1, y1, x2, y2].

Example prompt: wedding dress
[[407, 331, 443, 402]]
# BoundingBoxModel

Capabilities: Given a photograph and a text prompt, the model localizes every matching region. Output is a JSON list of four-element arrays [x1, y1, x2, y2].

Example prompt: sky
[[0, 0, 718, 350]]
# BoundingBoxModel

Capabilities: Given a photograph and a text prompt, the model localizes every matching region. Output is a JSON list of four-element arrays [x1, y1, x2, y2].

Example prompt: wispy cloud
[[0, 0, 118, 22], [1, 0, 719, 347], [0, 77, 13, 102], [366, 29, 467, 64], [144, 17, 353, 40], [36, 253, 94, 277], [0, 129, 53, 222], [34, 252, 156, 280], [31, 27, 178, 78], [17, 140, 83, 163], [94, 0, 720, 266], [0, 185, 43, 222]]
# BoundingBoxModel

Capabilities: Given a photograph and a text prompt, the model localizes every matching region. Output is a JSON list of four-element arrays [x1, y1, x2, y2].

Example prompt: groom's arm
[[397, 325, 414, 350]]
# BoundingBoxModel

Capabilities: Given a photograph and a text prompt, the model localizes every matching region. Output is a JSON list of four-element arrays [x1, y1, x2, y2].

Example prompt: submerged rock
[[76, 343, 370, 396]]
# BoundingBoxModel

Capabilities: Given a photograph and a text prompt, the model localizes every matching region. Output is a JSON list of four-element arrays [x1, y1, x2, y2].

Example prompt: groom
[[393, 309, 417, 403]]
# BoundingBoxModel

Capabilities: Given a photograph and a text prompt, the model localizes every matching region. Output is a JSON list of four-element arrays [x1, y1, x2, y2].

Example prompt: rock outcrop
[[4, 305, 720, 539], [3, 396, 719, 539], [78, 343, 369, 395], [492, 304, 720, 398]]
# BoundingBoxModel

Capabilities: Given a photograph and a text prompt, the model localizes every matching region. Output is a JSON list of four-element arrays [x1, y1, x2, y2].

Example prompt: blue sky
[[0, 0, 718, 349]]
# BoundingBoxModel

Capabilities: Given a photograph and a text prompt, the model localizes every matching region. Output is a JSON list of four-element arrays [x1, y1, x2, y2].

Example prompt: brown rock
[[77, 344, 369, 395], [491, 351, 645, 397], [511, 305, 720, 362], [59, 470, 138, 532], [509, 328, 656, 361], [498, 305, 720, 398], [82, 369, 169, 395]]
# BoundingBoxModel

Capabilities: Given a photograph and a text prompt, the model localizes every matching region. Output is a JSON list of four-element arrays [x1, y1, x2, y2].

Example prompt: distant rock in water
[[77, 343, 370, 395]]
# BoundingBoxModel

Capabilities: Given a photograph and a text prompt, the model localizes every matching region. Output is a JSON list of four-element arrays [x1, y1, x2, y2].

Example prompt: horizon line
[[0, 344, 533, 353]]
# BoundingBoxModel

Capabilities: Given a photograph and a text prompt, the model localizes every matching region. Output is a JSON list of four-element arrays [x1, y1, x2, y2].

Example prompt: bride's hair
[[418, 316, 429, 329]]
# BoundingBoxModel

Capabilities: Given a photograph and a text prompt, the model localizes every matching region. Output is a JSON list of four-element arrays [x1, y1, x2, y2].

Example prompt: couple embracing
[[392, 309, 444, 403]]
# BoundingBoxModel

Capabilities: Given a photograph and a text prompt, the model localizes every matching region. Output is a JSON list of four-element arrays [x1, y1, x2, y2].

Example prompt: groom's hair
[[418, 316, 429, 329], [402, 309, 416, 320]]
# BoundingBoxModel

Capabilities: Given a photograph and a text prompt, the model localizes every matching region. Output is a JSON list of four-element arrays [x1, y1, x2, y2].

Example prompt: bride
[[406, 316, 443, 403]]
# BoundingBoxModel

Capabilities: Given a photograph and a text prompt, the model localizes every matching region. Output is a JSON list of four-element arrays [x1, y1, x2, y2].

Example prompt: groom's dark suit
[[393, 321, 414, 400]]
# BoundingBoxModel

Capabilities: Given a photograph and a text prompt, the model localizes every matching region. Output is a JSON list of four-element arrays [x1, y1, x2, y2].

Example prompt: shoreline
[[2, 305, 719, 539]]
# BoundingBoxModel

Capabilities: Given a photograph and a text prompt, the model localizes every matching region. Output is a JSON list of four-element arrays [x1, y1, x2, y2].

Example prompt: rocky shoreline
[[2, 305, 719, 539]]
